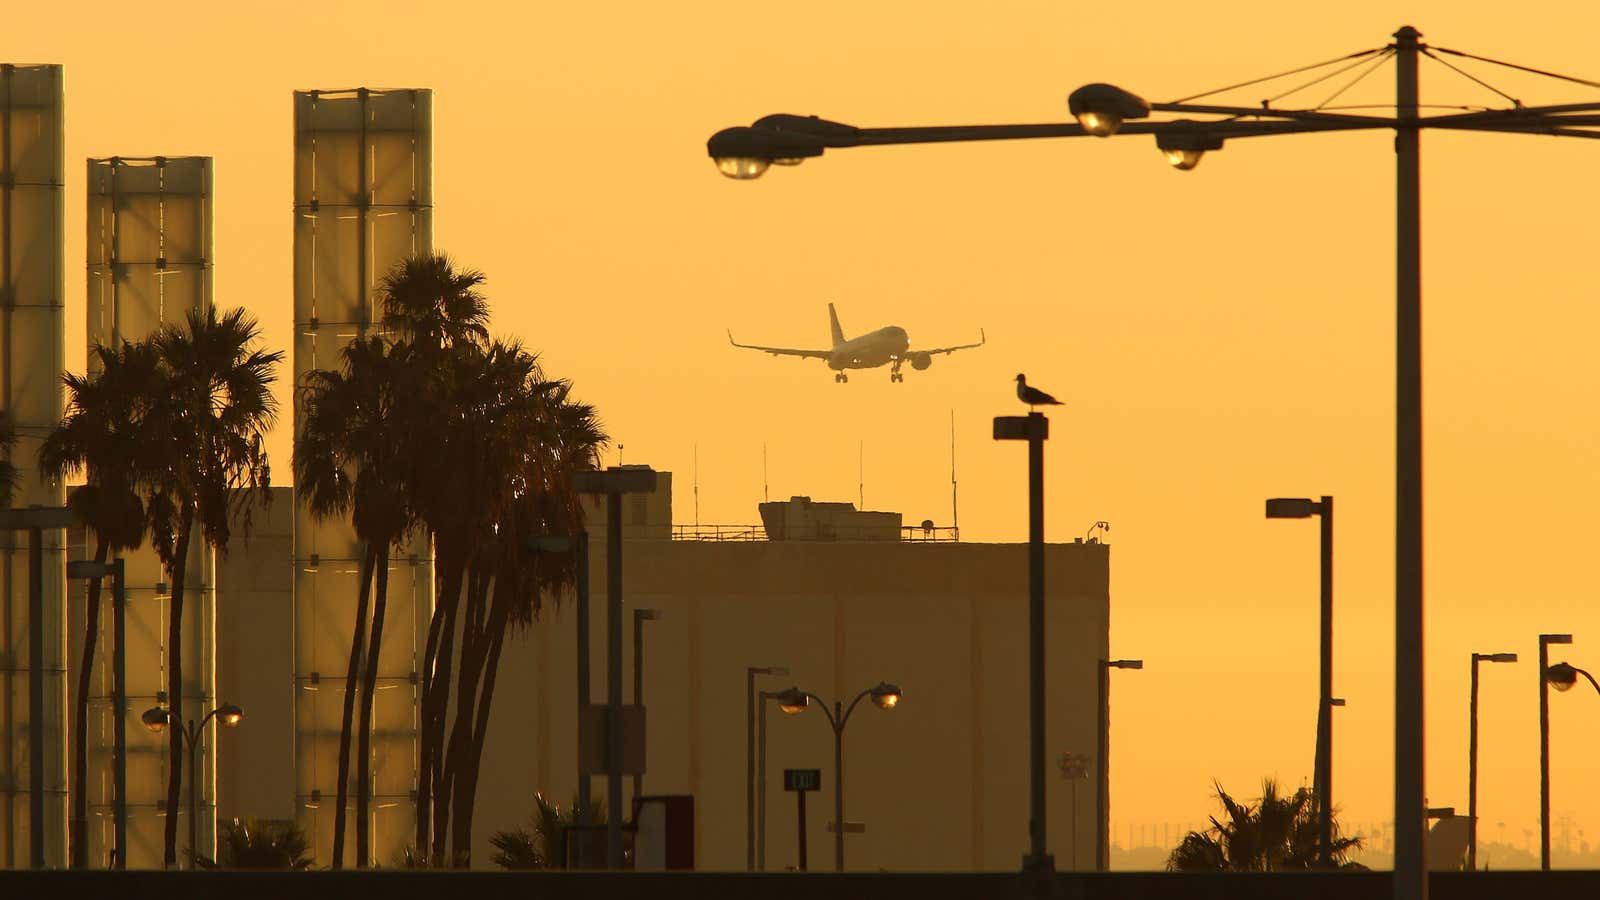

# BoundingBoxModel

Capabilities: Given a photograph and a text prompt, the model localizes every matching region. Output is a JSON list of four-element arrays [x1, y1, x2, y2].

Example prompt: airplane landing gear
[[835, 372, 849, 383], [890, 359, 905, 383]]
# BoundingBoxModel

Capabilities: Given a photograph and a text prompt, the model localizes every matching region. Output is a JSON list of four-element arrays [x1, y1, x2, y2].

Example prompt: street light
[[1467, 651, 1517, 871], [757, 686, 809, 870], [1542, 650, 1599, 870], [142, 702, 243, 868], [745, 665, 790, 870], [1097, 659, 1142, 871], [707, 29, 1600, 896], [1265, 494, 1334, 867], [781, 682, 902, 871], [632, 608, 662, 806], [1537, 633, 1573, 870]]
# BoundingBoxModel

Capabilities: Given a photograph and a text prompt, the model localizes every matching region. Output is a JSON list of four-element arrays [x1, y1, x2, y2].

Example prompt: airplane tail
[[828, 302, 845, 347]]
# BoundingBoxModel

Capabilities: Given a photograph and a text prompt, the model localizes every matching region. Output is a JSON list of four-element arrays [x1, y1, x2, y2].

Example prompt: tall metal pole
[[28, 525, 43, 869], [758, 693, 769, 870], [112, 560, 127, 869], [1539, 637, 1552, 870], [606, 492, 624, 869], [1316, 495, 1334, 867], [1096, 662, 1109, 871], [1468, 654, 1480, 871], [1024, 414, 1051, 874], [1392, 23, 1426, 900], [746, 669, 757, 871], [632, 613, 644, 807], [832, 701, 845, 872], [575, 532, 591, 866], [797, 788, 808, 871]]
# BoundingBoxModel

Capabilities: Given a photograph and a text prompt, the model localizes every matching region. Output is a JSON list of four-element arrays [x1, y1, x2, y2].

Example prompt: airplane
[[728, 303, 984, 383]]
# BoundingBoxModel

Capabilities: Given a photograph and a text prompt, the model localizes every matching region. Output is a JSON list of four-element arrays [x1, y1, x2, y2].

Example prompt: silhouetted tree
[[146, 308, 281, 867], [1167, 778, 1364, 871], [217, 818, 313, 869], [295, 335, 418, 867], [39, 341, 163, 867]]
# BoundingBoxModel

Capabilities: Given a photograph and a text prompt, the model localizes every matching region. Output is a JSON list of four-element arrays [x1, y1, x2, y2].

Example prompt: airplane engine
[[910, 352, 932, 371]]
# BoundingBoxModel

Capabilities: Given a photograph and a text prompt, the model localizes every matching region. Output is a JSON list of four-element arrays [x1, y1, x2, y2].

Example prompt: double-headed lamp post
[[777, 682, 902, 872], [707, 26, 1600, 899], [1265, 495, 1334, 867], [1541, 650, 1599, 870], [1467, 651, 1516, 871], [142, 702, 243, 868]]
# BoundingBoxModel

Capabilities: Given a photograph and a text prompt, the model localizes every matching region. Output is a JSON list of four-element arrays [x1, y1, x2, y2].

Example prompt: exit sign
[[784, 768, 821, 792]]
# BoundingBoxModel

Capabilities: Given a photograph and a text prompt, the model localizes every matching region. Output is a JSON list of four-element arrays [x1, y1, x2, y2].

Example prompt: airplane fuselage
[[827, 326, 910, 370]]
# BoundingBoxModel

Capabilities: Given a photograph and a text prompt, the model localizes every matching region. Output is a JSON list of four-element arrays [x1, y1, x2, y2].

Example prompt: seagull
[[1016, 374, 1063, 410]]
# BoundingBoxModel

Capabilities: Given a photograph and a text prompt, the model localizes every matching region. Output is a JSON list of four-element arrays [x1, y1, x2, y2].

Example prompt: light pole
[[142, 702, 242, 868], [573, 466, 657, 868], [1537, 633, 1572, 869], [778, 682, 902, 871], [66, 557, 127, 869], [1542, 651, 1598, 870], [1265, 495, 1334, 867], [745, 665, 789, 870], [1467, 651, 1516, 871], [1096, 659, 1142, 872], [631, 608, 661, 807], [707, 26, 1600, 899], [757, 686, 808, 870]]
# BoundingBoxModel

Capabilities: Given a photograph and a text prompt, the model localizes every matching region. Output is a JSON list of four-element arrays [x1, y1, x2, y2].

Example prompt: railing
[[670, 524, 960, 542]]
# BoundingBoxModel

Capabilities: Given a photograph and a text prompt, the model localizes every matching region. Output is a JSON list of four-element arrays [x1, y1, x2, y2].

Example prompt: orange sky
[[11, 1, 1600, 864]]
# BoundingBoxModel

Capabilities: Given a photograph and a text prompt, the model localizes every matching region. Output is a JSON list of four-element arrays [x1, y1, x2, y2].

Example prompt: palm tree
[[38, 341, 163, 868], [0, 410, 18, 507], [217, 818, 314, 870], [490, 792, 607, 869], [1167, 778, 1364, 871], [146, 307, 281, 867], [294, 335, 417, 867]]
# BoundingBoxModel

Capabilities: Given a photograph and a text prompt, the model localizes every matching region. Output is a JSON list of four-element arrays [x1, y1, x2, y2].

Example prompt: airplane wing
[[913, 328, 986, 357], [728, 330, 833, 360]]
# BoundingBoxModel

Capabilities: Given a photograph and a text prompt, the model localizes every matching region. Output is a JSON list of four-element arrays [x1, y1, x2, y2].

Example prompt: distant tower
[[291, 88, 433, 865], [82, 155, 214, 867], [0, 62, 66, 868]]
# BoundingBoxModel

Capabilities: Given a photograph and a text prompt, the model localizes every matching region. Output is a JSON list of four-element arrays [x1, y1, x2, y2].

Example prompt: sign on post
[[783, 768, 822, 792]]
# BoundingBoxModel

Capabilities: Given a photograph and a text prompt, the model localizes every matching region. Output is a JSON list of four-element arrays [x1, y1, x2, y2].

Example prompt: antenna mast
[[693, 443, 700, 527], [858, 440, 864, 509], [951, 410, 959, 537], [763, 442, 768, 503]]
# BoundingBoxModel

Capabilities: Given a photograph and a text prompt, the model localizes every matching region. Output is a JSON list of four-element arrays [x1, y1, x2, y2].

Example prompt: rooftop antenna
[[858, 440, 864, 510], [762, 441, 769, 503], [951, 410, 959, 536], [618, 443, 624, 467], [693, 443, 700, 527]]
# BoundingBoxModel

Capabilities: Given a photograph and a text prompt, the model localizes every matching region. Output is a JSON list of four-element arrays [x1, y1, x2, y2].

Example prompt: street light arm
[[1575, 667, 1600, 698], [837, 687, 878, 732], [801, 691, 841, 732]]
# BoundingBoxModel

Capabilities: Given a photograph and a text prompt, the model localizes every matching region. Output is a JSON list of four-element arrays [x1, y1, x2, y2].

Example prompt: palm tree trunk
[[71, 539, 110, 868], [416, 550, 467, 858], [356, 545, 390, 867], [436, 565, 490, 862], [446, 578, 500, 864], [452, 603, 511, 865], [162, 515, 193, 868], [330, 546, 376, 869]]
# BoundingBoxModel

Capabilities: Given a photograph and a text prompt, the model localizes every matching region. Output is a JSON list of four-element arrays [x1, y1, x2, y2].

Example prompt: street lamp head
[[1265, 497, 1318, 519], [217, 703, 244, 727], [869, 682, 903, 710], [707, 125, 827, 180], [1540, 633, 1573, 645], [1107, 659, 1144, 670], [1477, 652, 1518, 663], [1067, 83, 1150, 137], [775, 687, 809, 715], [1547, 662, 1579, 692], [1155, 124, 1224, 171], [141, 706, 170, 733]]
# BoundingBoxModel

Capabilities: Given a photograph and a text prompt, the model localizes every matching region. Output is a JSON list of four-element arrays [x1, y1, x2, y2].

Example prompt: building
[[213, 471, 1113, 872]]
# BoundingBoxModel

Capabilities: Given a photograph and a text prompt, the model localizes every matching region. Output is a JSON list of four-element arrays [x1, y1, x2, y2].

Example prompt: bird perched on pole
[[1015, 374, 1062, 411]]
